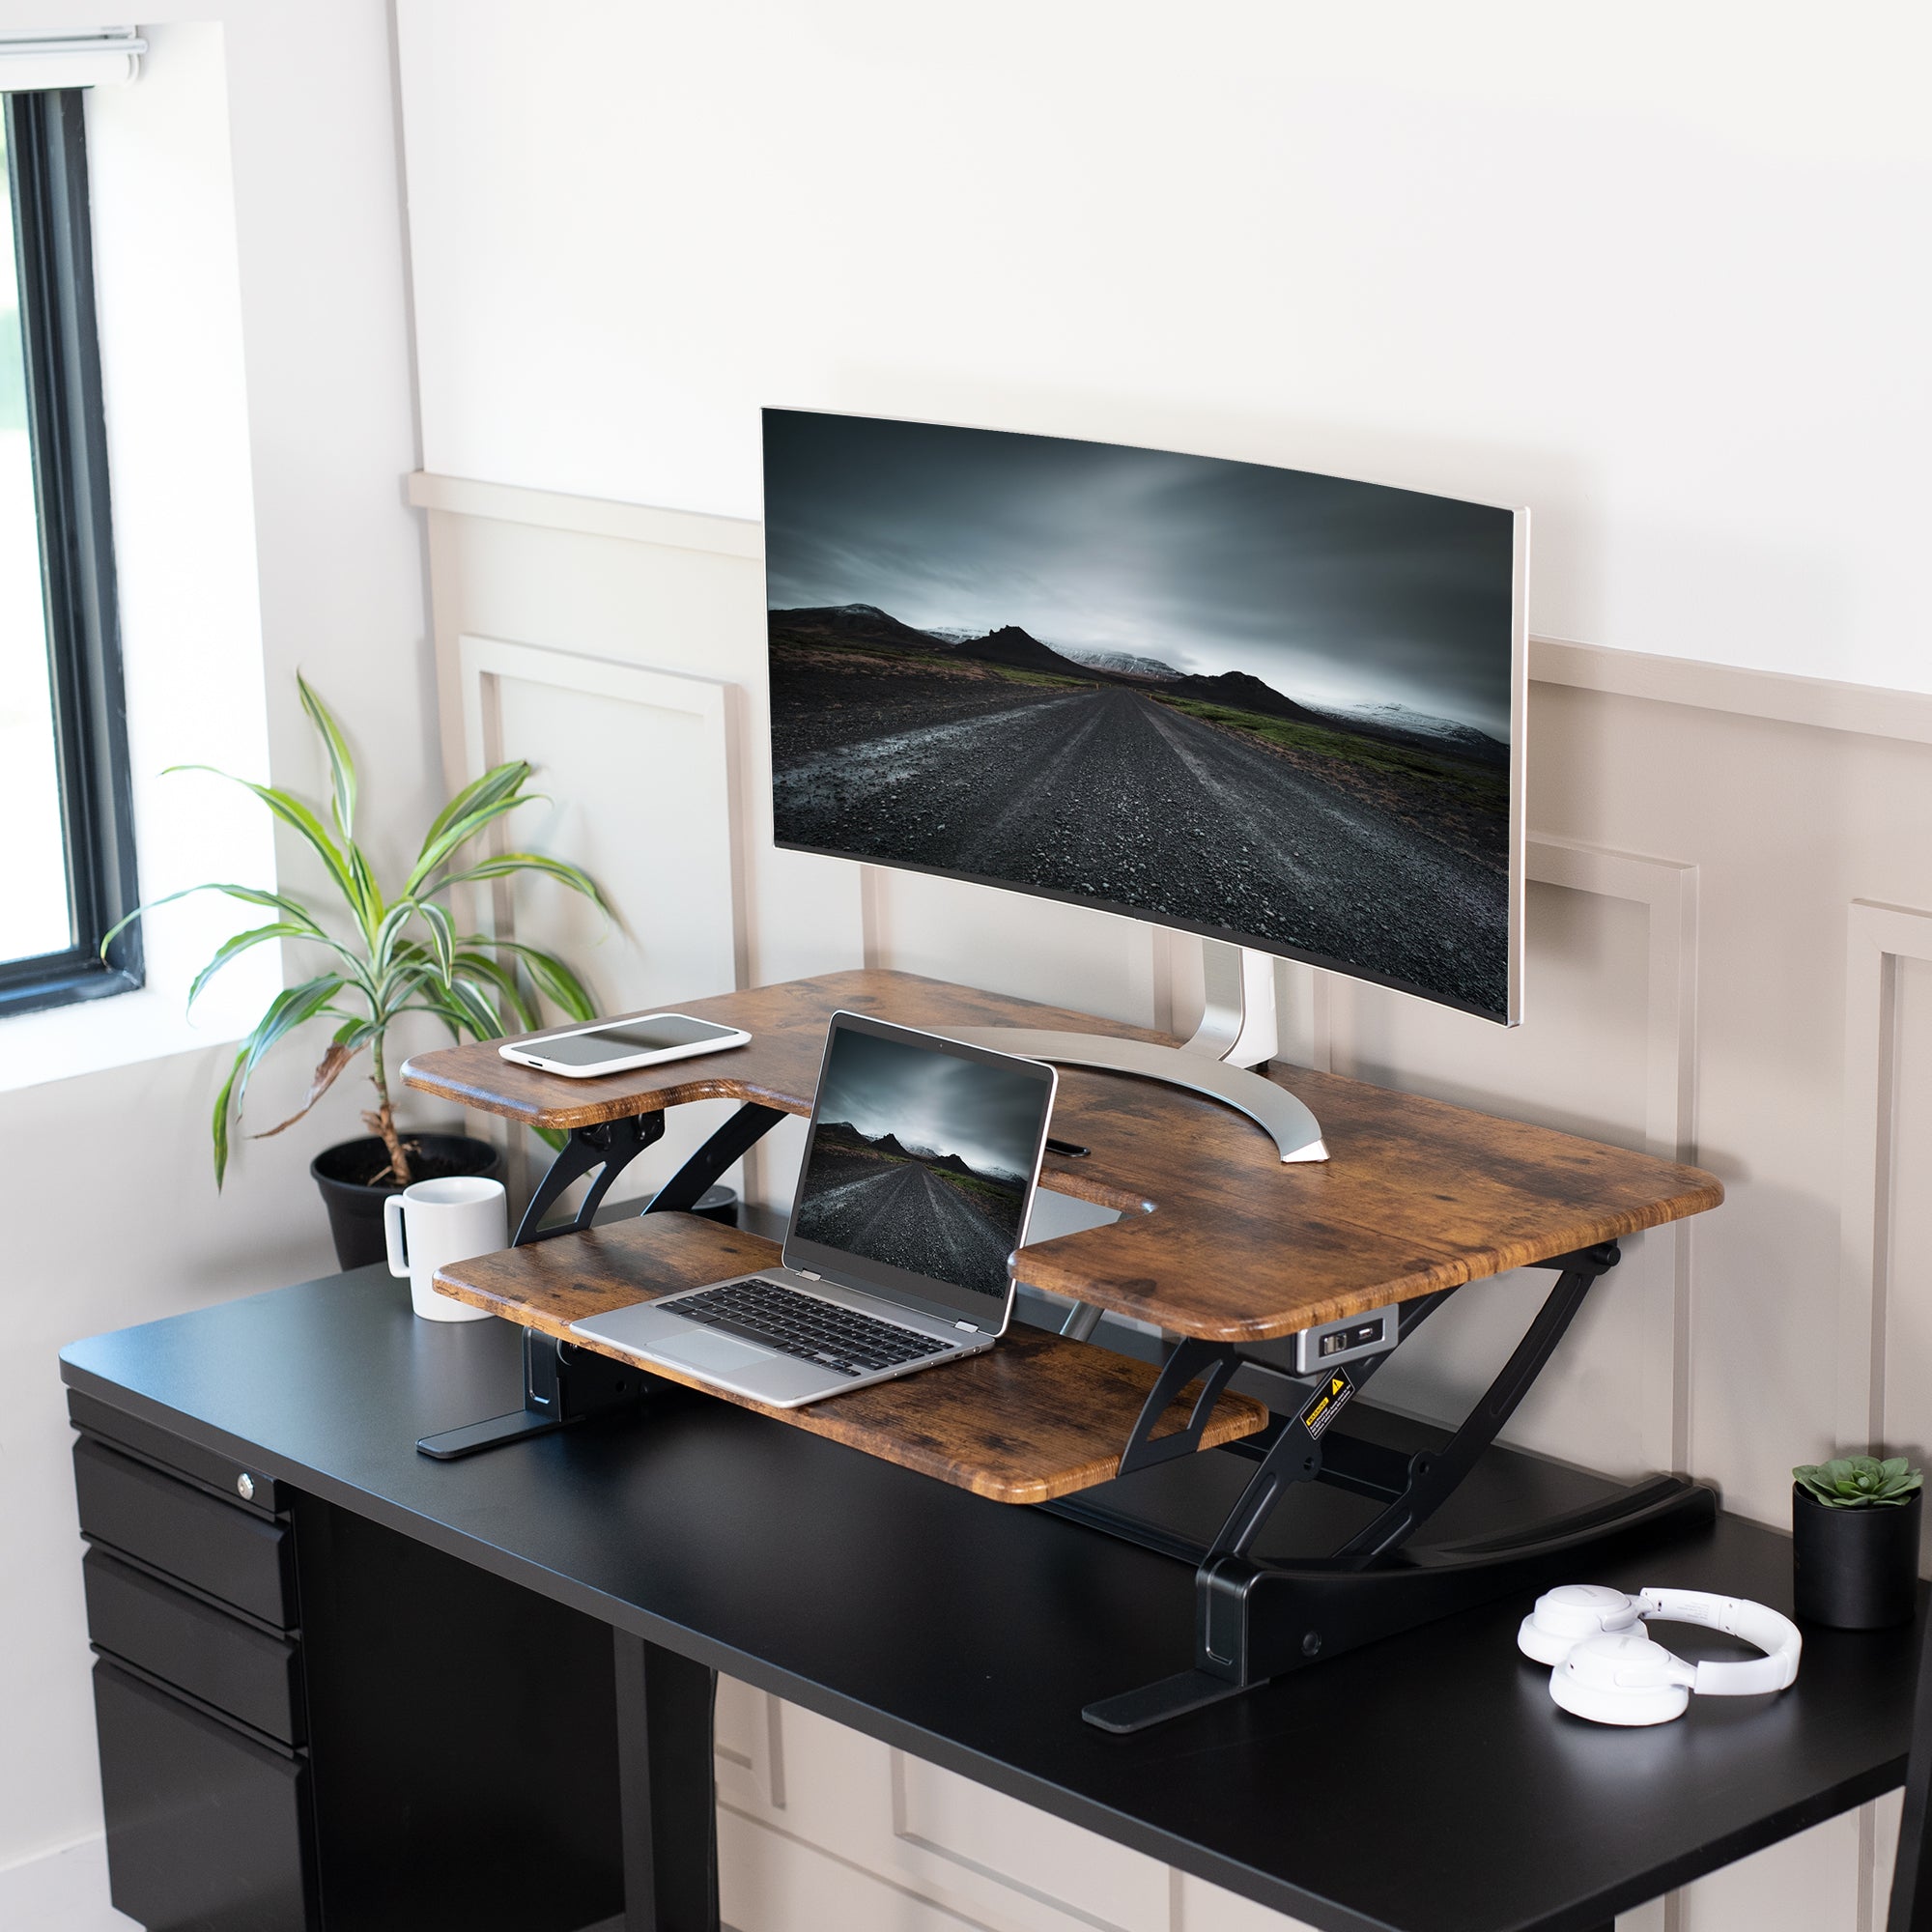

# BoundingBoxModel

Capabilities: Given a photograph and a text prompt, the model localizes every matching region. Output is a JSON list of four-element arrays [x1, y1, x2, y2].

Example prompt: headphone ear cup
[[1550, 1633, 1693, 1727], [1517, 1584, 1642, 1665], [1518, 1614, 1580, 1666]]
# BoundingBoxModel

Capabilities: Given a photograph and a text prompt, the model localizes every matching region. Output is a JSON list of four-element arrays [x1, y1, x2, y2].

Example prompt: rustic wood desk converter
[[408, 968, 1723, 1736]]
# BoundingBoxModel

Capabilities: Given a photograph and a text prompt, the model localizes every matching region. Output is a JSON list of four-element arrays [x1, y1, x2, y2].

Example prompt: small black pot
[[1792, 1485, 1922, 1629], [310, 1134, 503, 1272]]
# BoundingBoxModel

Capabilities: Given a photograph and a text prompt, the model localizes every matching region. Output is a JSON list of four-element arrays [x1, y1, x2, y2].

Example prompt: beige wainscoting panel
[[1334, 835, 1696, 1480], [1675, 1811, 1865, 1932], [456, 633, 748, 1205], [1837, 902, 1932, 1461], [1836, 908, 1932, 1932], [713, 1685, 1321, 1932], [416, 473, 1932, 1932], [1885, 955, 1932, 1540], [716, 1673, 787, 1815]]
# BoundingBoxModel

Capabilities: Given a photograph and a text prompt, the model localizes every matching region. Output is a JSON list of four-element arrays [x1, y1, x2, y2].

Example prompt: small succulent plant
[[1793, 1456, 1923, 1509]]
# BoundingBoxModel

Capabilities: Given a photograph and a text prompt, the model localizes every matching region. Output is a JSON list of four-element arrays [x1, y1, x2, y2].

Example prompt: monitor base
[[1182, 938, 1279, 1067], [949, 1027, 1327, 1163]]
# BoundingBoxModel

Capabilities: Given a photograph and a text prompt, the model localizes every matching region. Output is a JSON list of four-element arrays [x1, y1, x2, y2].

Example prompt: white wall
[[397, 0, 1931, 695], [0, 0, 433, 1885]]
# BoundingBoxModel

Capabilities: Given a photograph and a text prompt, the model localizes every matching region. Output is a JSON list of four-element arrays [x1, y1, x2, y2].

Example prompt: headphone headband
[[1639, 1588, 1802, 1696]]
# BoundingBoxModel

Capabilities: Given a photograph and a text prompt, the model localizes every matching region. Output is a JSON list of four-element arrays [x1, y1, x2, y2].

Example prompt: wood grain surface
[[405, 969, 1724, 1342], [433, 1213, 1268, 1504]]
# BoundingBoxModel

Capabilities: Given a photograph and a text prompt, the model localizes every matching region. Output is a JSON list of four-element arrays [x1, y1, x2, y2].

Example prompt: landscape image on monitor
[[791, 1028, 1042, 1299], [765, 410, 1518, 1019]]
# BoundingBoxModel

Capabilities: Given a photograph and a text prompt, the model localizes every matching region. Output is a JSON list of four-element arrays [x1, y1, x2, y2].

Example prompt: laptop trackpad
[[652, 1330, 771, 1375]]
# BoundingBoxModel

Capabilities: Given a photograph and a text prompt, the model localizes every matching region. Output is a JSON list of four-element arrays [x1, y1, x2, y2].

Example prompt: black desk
[[62, 1267, 1917, 1932]]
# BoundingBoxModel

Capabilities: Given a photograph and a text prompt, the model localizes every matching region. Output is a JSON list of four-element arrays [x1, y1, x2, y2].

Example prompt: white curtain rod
[[0, 27, 146, 90]]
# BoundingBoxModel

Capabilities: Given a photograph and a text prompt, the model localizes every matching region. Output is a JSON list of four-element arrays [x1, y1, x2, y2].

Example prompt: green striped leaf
[[167, 766, 358, 909], [486, 940, 596, 1021], [100, 882, 331, 959], [418, 901, 456, 983], [449, 951, 539, 1030], [443, 852, 611, 913], [442, 976, 503, 1039], [347, 844, 384, 937], [297, 673, 359, 839], [186, 922, 314, 1010], [405, 763, 536, 897], [416, 760, 530, 865]]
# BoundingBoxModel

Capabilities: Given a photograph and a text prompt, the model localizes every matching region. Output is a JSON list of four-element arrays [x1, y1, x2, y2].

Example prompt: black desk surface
[[62, 1269, 1917, 1932]]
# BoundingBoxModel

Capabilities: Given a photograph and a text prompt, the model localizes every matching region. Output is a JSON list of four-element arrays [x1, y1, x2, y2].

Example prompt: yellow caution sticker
[[1298, 1367, 1356, 1440]]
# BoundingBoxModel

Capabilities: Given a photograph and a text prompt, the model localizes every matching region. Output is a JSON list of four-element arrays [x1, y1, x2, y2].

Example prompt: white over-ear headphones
[[1517, 1584, 1802, 1726]]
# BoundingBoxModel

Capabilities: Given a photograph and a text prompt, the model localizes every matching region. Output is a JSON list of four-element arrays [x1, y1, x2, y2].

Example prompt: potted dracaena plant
[[1791, 1454, 1924, 1630], [106, 674, 611, 1267]]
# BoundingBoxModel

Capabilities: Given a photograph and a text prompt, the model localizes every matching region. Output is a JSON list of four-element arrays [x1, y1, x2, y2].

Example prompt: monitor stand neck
[[950, 939, 1325, 1167], [1180, 939, 1278, 1069]]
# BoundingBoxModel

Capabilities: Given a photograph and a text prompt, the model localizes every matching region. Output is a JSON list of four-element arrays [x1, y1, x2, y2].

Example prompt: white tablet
[[497, 1013, 751, 1078]]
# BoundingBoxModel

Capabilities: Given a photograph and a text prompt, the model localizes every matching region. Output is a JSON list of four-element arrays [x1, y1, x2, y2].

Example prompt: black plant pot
[[1791, 1485, 1922, 1629], [310, 1134, 503, 1272]]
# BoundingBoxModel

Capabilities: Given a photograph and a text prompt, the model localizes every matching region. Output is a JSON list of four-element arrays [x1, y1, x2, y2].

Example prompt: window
[[0, 86, 138, 1016]]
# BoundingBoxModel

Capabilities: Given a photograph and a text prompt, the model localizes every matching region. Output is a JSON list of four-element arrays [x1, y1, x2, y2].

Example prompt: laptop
[[568, 1010, 1059, 1407]]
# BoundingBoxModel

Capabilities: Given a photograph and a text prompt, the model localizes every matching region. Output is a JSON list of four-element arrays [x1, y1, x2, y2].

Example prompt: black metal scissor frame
[[1064, 1240, 1715, 1730]]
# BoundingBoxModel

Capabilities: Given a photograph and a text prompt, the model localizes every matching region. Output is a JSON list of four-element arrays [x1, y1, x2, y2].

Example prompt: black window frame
[[1, 86, 140, 1017]]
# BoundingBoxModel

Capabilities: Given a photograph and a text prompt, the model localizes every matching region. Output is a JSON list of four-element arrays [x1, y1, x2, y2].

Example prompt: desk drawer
[[93, 1659, 317, 1932], [84, 1548, 303, 1746], [73, 1436, 297, 1629]]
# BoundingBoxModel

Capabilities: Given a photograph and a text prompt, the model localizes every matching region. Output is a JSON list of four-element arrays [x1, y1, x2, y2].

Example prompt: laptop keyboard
[[669, 1278, 956, 1378]]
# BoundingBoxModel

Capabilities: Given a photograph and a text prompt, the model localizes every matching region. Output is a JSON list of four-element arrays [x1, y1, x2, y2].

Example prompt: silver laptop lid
[[782, 1010, 1059, 1336]]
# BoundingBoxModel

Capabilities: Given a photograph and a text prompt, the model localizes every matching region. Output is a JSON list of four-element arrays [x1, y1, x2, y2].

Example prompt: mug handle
[[384, 1194, 411, 1278]]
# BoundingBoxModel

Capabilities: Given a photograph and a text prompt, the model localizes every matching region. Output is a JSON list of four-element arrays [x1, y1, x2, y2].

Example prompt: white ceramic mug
[[384, 1175, 507, 1322]]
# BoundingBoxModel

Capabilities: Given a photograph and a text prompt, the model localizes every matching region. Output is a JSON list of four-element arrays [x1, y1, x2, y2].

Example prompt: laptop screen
[[784, 1012, 1058, 1327]]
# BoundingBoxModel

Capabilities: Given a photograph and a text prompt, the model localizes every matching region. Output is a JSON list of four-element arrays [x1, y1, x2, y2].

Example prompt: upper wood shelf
[[404, 969, 1724, 1344], [434, 1211, 1268, 1505]]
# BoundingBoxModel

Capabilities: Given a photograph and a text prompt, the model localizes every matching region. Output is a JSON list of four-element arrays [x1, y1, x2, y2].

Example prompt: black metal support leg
[[1887, 1599, 1932, 1931], [1079, 1291, 1439, 1729], [642, 1103, 787, 1216], [416, 1103, 788, 1461], [613, 1633, 719, 1932], [1084, 1244, 1718, 1732], [1329, 1248, 1613, 1565], [515, 1111, 668, 1245], [415, 1325, 652, 1460], [1116, 1338, 1245, 1479]]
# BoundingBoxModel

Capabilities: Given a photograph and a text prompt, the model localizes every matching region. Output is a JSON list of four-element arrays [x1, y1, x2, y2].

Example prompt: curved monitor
[[762, 409, 1526, 1024]]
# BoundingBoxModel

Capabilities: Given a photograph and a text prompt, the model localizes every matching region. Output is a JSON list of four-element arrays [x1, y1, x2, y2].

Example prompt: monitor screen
[[763, 410, 1525, 1022], [786, 1015, 1054, 1312]]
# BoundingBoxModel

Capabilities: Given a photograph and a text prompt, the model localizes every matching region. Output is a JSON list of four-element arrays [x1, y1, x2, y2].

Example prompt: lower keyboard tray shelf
[[434, 1212, 1267, 1505]]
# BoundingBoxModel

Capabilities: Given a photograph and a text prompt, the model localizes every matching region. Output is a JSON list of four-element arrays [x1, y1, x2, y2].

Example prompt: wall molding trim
[[1836, 898, 1932, 1454], [410, 470, 763, 560], [454, 631, 749, 992], [1530, 638, 1932, 748], [410, 470, 1932, 749], [1527, 836, 1699, 1476]]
